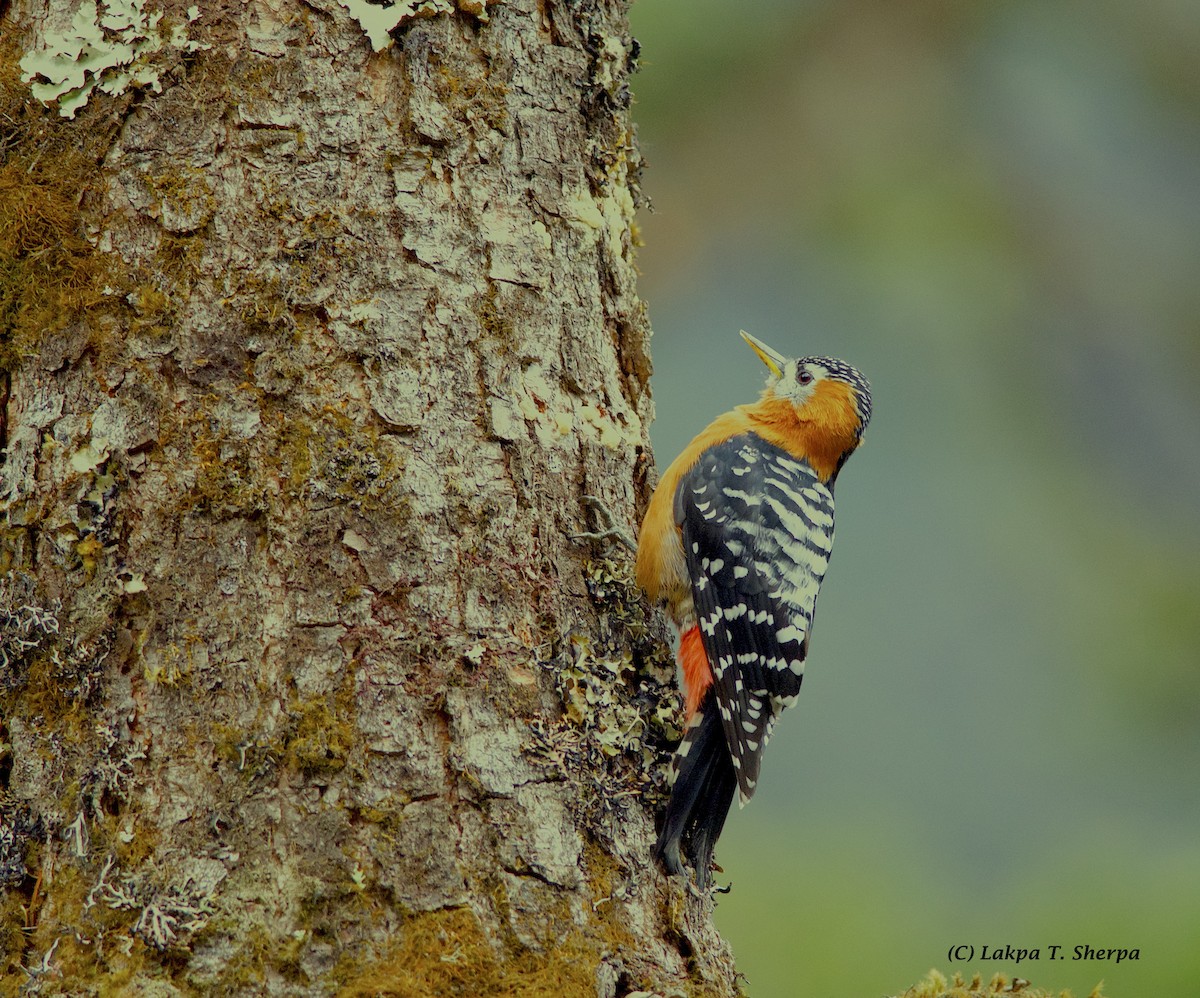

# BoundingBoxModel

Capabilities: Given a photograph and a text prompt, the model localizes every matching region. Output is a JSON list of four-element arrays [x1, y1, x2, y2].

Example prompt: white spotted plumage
[[673, 431, 837, 804], [639, 332, 871, 887]]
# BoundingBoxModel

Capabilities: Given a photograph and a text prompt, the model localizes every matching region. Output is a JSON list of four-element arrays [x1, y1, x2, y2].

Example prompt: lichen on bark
[[0, 0, 741, 994]]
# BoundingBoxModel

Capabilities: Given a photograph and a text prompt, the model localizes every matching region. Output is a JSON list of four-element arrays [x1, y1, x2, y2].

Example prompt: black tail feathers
[[653, 688, 738, 888]]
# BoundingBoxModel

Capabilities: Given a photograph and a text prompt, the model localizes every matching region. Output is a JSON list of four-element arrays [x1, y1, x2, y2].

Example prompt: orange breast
[[635, 409, 754, 605]]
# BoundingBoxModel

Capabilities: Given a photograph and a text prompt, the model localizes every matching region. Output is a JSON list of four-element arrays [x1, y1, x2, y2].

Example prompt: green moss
[[187, 431, 272, 520], [220, 921, 309, 989], [432, 54, 509, 133], [0, 602, 114, 765], [281, 656, 360, 778], [272, 403, 409, 514], [895, 969, 1106, 998], [146, 165, 216, 227], [156, 232, 207, 282], [101, 817, 159, 870], [189, 858, 345, 993], [477, 286, 511, 346], [578, 842, 644, 959], [7, 651, 81, 721], [276, 208, 358, 305], [254, 348, 306, 398], [178, 395, 411, 528], [0, 43, 117, 372], [334, 907, 599, 998], [285, 694, 353, 776], [233, 270, 292, 335], [142, 634, 206, 687], [3, 855, 151, 996], [126, 282, 178, 341], [0, 888, 29, 987], [349, 803, 405, 835]]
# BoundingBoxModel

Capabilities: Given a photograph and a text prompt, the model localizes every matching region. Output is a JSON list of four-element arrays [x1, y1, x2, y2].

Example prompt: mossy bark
[[893, 970, 1105, 998], [0, 0, 742, 995]]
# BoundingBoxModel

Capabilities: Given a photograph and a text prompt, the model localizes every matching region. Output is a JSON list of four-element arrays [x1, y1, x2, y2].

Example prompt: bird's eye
[[798, 369, 814, 386]]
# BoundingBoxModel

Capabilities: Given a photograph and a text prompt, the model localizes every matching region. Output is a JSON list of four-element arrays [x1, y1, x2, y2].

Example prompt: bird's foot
[[571, 495, 636, 553]]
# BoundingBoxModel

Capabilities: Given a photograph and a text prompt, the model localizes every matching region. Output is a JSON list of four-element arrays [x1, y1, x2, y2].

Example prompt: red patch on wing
[[678, 625, 713, 720]]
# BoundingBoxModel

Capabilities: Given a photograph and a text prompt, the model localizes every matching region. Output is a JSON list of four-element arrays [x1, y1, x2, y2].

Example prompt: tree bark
[[1, 0, 741, 994]]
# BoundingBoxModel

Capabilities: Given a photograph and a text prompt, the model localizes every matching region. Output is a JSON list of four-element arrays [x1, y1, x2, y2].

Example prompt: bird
[[635, 330, 872, 887]]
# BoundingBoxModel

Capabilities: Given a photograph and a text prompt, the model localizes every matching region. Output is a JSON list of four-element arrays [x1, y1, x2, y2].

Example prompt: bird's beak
[[739, 330, 785, 378]]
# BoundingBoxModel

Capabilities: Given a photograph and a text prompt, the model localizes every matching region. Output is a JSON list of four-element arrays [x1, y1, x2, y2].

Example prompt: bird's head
[[740, 330, 872, 445]]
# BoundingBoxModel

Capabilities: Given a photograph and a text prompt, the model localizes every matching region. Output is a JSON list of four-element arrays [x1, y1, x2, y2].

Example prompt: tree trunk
[[1, 0, 741, 994]]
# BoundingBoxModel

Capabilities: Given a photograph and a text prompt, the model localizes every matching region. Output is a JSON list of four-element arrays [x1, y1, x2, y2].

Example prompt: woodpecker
[[636, 331, 872, 887]]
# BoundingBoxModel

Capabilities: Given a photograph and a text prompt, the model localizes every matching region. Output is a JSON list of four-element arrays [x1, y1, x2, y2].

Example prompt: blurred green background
[[627, 1, 1200, 995]]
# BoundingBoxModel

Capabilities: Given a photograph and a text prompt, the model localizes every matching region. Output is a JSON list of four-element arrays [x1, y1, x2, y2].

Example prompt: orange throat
[[678, 626, 713, 720], [744, 385, 861, 482]]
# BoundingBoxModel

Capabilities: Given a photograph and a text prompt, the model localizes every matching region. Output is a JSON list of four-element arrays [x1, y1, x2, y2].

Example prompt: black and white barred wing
[[675, 432, 836, 803]]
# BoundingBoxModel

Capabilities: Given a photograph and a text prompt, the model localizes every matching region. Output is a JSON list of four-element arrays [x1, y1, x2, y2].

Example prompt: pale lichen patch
[[590, 35, 627, 95], [70, 440, 110, 474], [19, 0, 210, 118], [334, 0, 495, 53], [560, 182, 635, 267], [576, 400, 643, 452], [481, 209, 552, 287], [121, 571, 148, 593], [486, 360, 643, 458], [562, 187, 606, 231]]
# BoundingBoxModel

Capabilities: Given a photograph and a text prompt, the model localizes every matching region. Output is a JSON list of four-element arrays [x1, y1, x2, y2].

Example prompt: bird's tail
[[653, 687, 737, 888]]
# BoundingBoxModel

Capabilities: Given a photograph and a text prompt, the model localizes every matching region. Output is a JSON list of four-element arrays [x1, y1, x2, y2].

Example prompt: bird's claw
[[571, 495, 636, 553]]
